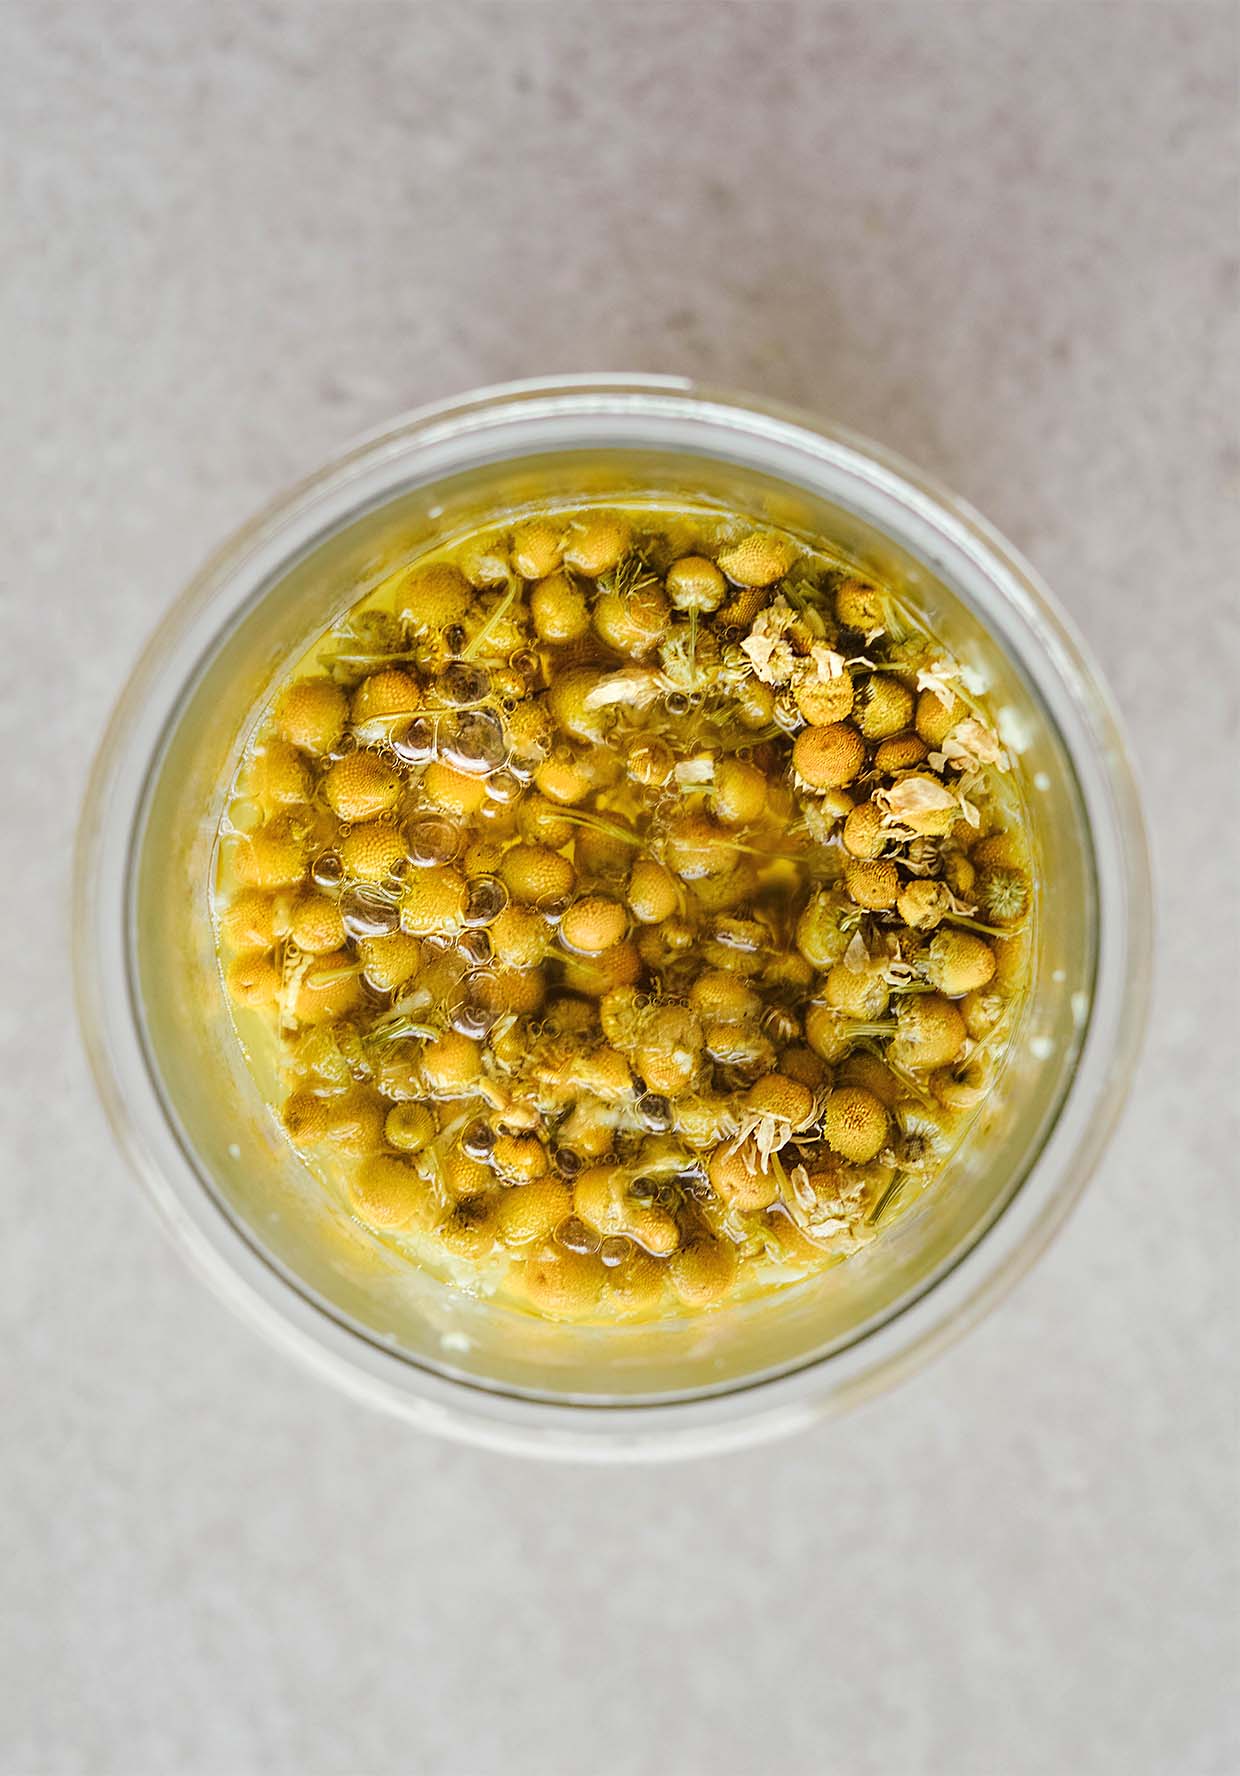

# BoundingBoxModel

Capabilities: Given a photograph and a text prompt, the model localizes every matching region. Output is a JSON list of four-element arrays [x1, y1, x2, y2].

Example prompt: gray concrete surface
[[2, 4, 1237, 1773]]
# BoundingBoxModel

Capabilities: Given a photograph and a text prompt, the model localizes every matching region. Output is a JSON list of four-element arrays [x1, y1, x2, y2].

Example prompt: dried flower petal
[[877, 777, 957, 822], [916, 659, 960, 704], [583, 668, 666, 710], [843, 930, 870, 975]]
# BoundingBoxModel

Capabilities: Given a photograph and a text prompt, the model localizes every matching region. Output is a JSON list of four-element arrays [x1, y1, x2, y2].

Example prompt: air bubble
[[340, 883, 401, 939], [311, 852, 345, 890], [485, 770, 521, 805], [665, 691, 692, 717], [462, 1118, 496, 1160], [626, 736, 674, 788], [408, 817, 460, 867], [599, 1235, 631, 1268], [443, 709, 506, 775], [458, 928, 493, 967], [636, 1092, 674, 1133], [463, 875, 508, 927], [554, 1147, 584, 1179], [554, 1216, 601, 1256], [390, 716, 437, 765], [506, 751, 542, 783], [439, 662, 490, 707], [450, 973, 504, 1038]]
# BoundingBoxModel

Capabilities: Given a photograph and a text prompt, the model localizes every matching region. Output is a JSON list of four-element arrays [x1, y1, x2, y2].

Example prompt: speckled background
[[3, 5, 1237, 1774]]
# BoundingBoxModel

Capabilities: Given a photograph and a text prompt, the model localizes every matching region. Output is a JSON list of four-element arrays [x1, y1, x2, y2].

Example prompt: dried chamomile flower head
[[834, 578, 885, 633], [254, 739, 312, 807], [422, 761, 488, 817], [505, 698, 554, 757], [795, 671, 854, 726], [925, 929, 996, 997], [402, 561, 472, 630], [993, 930, 1031, 995], [873, 733, 929, 775], [510, 518, 563, 582], [890, 993, 967, 1070], [560, 894, 627, 955], [226, 952, 282, 1010], [735, 678, 776, 729], [562, 511, 630, 577], [843, 857, 901, 911], [530, 571, 591, 645], [607, 1251, 667, 1315], [593, 580, 670, 658], [357, 930, 421, 992], [351, 669, 421, 726], [915, 687, 962, 747], [838, 1051, 902, 1108], [961, 985, 1006, 1040], [670, 1236, 739, 1307], [235, 817, 309, 890], [275, 678, 347, 755], [421, 1031, 483, 1095], [281, 1090, 332, 1144], [857, 676, 914, 740], [792, 722, 866, 789], [522, 1246, 605, 1317], [489, 903, 548, 969], [291, 952, 363, 1026], [708, 1139, 779, 1212], [824, 958, 890, 1021], [549, 667, 617, 744], [457, 532, 510, 588], [323, 1090, 387, 1156], [876, 774, 958, 837], [716, 532, 796, 588], [492, 1131, 550, 1182], [823, 1086, 889, 1163], [496, 1178, 574, 1247], [288, 894, 347, 955], [711, 757, 768, 826], [743, 1073, 816, 1130], [896, 879, 951, 931], [218, 888, 278, 952], [795, 889, 853, 970], [976, 864, 1030, 924], [500, 843, 576, 908], [666, 554, 727, 612], [324, 751, 403, 823], [350, 1155, 435, 1230], [626, 857, 679, 925], [532, 749, 593, 806], [339, 822, 407, 884], [400, 868, 468, 936], [384, 1102, 436, 1153], [436, 1196, 499, 1261], [842, 800, 887, 861]]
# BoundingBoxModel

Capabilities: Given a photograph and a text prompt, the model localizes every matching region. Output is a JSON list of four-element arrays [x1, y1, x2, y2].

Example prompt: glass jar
[[73, 376, 1150, 1460]]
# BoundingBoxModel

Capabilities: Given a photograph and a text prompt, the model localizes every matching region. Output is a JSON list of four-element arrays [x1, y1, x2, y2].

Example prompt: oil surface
[[213, 501, 1032, 1322]]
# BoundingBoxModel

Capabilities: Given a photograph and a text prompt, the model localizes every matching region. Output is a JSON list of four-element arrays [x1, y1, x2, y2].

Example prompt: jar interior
[[129, 442, 1096, 1406]]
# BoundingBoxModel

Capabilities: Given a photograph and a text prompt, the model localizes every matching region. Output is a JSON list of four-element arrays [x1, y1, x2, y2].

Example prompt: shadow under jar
[[75, 378, 1149, 1460]]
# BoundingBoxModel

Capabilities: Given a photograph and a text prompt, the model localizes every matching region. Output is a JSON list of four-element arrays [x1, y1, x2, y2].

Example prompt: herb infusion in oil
[[214, 502, 1033, 1323]]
